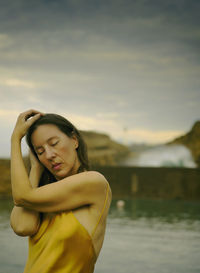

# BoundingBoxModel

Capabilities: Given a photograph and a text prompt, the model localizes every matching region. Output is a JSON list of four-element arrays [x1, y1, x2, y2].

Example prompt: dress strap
[[91, 183, 109, 237]]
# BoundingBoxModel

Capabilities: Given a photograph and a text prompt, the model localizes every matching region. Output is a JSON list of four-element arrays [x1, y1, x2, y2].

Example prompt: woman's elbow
[[10, 212, 40, 237], [10, 221, 39, 237], [13, 194, 29, 208], [13, 197, 21, 207], [11, 226, 29, 237]]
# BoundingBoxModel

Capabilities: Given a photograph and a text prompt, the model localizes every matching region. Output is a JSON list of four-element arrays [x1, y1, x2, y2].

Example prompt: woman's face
[[31, 124, 80, 180]]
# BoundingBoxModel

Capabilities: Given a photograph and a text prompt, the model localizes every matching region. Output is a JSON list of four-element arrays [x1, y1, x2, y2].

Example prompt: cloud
[[0, 109, 20, 122], [0, 0, 199, 157], [58, 111, 121, 135], [124, 129, 184, 144], [53, 111, 184, 145], [0, 33, 13, 48], [0, 78, 37, 88]]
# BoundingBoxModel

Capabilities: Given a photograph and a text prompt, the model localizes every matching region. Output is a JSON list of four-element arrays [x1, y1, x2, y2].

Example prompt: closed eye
[[51, 141, 59, 146], [37, 150, 44, 156]]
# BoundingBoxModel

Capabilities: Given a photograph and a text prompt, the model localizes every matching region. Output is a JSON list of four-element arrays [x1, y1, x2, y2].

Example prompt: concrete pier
[[94, 166, 200, 201]]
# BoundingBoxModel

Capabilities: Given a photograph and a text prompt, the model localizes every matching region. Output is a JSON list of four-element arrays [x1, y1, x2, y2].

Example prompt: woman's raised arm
[[10, 165, 42, 236], [11, 110, 110, 214], [10, 110, 43, 236]]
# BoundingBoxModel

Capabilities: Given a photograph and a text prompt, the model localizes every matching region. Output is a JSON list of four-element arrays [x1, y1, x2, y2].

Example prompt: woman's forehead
[[31, 124, 65, 145]]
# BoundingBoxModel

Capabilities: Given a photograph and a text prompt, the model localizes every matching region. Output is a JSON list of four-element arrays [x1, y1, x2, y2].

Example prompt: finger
[[24, 109, 43, 121], [18, 109, 42, 121], [26, 113, 42, 125]]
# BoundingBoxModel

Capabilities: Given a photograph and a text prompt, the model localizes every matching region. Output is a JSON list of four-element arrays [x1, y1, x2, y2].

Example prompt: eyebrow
[[34, 136, 58, 150]]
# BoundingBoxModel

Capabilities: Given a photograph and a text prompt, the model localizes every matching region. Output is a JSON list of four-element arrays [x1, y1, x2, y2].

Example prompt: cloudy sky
[[0, 0, 199, 157]]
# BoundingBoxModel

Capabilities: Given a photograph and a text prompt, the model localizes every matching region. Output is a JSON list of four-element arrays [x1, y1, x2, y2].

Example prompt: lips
[[52, 163, 62, 171]]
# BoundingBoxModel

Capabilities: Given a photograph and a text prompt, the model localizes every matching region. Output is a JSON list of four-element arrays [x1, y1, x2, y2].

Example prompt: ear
[[71, 135, 79, 149]]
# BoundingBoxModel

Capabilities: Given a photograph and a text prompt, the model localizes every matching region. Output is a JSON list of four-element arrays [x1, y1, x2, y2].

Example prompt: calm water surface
[[0, 198, 200, 273]]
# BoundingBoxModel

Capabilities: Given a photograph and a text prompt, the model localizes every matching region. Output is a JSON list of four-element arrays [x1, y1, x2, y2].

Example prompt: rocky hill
[[168, 121, 200, 167], [81, 130, 130, 166]]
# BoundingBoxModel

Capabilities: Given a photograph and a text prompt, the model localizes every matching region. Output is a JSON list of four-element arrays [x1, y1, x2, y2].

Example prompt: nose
[[45, 147, 56, 160]]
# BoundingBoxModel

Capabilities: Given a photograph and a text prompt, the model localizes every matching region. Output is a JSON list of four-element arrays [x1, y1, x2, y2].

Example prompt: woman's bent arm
[[11, 110, 109, 214], [10, 165, 41, 236], [10, 206, 40, 237]]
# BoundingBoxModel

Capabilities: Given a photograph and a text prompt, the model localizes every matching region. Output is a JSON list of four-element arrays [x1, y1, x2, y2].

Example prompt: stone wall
[[94, 166, 200, 201], [1, 158, 200, 201]]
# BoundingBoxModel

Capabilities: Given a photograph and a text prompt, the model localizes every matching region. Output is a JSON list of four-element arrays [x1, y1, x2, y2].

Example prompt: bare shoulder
[[83, 170, 110, 188], [84, 170, 107, 182], [89, 171, 112, 202], [72, 170, 107, 185], [80, 170, 112, 199]]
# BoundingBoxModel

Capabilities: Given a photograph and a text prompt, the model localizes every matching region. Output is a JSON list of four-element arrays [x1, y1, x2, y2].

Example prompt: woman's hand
[[12, 109, 43, 140], [29, 150, 44, 188], [29, 149, 44, 173]]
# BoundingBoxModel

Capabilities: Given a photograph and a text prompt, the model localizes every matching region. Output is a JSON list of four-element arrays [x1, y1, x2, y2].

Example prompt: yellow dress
[[23, 211, 96, 273], [23, 184, 109, 273]]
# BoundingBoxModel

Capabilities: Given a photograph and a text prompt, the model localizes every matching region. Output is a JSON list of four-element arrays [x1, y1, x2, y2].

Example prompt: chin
[[55, 169, 74, 180]]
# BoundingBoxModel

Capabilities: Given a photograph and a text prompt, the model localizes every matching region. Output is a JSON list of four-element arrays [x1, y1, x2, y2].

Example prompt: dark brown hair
[[26, 113, 90, 185]]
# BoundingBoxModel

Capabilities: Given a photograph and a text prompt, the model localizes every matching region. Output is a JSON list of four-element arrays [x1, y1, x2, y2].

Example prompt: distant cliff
[[81, 131, 130, 166], [169, 121, 200, 167]]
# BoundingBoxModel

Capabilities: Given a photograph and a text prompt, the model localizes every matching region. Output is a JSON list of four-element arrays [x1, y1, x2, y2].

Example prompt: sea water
[[0, 198, 200, 273]]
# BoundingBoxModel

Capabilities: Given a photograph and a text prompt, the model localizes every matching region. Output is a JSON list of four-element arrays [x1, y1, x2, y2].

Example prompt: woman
[[10, 109, 112, 273]]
